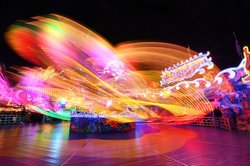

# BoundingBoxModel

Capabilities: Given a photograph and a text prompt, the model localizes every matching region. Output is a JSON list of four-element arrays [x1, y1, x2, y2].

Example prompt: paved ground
[[0, 122, 249, 165]]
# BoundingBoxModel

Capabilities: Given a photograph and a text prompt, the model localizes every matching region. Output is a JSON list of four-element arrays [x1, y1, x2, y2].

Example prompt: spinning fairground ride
[[1, 14, 250, 133]]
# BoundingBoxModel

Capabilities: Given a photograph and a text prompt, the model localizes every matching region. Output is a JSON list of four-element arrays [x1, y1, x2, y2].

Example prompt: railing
[[214, 117, 231, 130], [192, 117, 231, 130], [0, 114, 22, 125]]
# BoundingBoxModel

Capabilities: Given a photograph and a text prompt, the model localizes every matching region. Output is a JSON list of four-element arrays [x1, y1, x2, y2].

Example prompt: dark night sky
[[0, 0, 250, 70]]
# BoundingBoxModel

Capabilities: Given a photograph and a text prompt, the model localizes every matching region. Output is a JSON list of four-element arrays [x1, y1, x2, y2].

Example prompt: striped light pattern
[[3, 14, 226, 122]]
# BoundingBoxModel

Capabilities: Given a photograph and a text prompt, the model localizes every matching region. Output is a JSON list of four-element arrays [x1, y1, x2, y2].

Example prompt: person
[[213, 107, 222, 117], [13, 116, 17, 123], [20, 105, 26, 123], [228, 108, 237, 129]]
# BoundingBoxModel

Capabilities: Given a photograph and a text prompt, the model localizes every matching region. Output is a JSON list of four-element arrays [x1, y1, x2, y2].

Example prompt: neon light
[[242, 46, 250, 82], [3, 14, 217, 122]]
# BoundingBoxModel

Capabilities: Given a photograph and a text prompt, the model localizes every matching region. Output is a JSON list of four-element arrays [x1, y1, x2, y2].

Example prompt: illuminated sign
[[160, 52, 213, 86]]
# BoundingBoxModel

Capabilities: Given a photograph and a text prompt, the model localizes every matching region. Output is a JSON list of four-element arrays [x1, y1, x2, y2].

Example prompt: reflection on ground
[[0, 122, 249, 165]]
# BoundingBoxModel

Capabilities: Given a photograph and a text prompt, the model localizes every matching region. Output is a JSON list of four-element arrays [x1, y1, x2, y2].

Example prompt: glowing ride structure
[[1, 14, 249, 129], [160, 51, 213, 86]]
